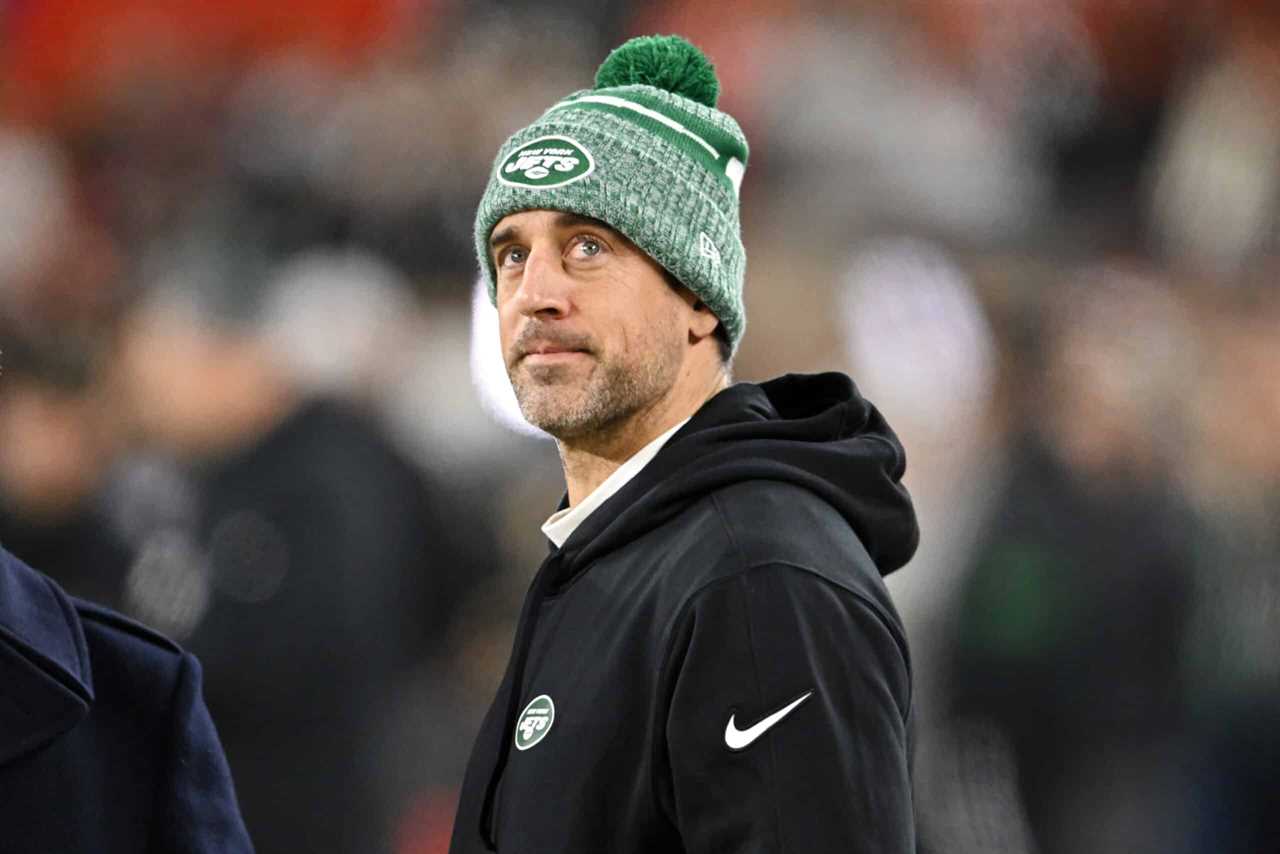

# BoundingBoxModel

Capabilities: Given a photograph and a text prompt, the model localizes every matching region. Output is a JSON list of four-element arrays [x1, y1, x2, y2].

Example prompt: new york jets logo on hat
[[514, 694, 555, 750], [498, 136, 595, 189]]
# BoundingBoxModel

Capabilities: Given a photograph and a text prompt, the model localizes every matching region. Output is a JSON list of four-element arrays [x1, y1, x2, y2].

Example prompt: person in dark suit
[[0, 545, 253, 852]]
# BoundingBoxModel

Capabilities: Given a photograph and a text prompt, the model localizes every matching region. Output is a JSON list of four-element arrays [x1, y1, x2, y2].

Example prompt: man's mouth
[[523, 347, 591, 363], [530, 345, 585, 354], [519, 340, 592, 361]]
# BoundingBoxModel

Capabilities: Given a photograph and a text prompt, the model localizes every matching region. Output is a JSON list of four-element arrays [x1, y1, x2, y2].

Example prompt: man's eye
[[576, 237, 602, 257], [501, 247, 527, 266]]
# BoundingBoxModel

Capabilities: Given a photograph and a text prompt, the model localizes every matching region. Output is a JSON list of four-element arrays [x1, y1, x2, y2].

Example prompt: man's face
[[490, 210, 690, 440]]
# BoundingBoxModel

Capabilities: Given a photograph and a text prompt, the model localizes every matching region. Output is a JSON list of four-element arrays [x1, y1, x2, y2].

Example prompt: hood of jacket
[[551, 371, 918, 589]]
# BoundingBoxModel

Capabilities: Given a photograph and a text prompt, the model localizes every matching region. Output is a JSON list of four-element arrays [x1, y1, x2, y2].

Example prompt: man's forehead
[[489, 210, 618, 245]]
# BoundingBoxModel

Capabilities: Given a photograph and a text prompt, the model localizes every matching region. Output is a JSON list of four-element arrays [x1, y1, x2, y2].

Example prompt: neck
[[557, 367, 728, 507]]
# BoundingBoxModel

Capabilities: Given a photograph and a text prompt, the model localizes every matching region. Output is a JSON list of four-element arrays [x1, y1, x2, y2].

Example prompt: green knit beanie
[[474, 35, 750, 350]]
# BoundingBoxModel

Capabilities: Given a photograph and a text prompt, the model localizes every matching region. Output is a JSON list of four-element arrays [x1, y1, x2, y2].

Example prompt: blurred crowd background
[[1, 1, 1277, 852]]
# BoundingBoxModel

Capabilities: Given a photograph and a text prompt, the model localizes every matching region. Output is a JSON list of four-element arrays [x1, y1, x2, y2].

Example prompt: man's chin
[[521, 410, 593, 440], [516, 351, 594, 380], [512, 386, 599, 439]]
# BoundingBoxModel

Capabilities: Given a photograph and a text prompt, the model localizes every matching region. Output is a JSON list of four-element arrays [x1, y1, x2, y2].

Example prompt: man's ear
[[685, 297, 720, 345], [666, 276, 719, 344]]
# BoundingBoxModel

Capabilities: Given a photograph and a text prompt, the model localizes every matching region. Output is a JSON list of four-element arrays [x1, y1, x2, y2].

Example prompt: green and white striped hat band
[[474, 35, 750, 351], [536, 89, 747, 197]]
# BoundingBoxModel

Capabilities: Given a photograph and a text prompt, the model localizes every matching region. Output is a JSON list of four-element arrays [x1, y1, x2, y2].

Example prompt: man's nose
[[511, 247, 571, 319]]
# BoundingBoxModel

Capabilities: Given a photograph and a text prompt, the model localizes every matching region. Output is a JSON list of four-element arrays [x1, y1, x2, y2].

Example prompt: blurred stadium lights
[[258, 248, 417, 396], [838, 237, 996, 452], [1148, 55, 1280, 273], [469, 276, 547, 439], [125, 528, 211, 641], [0, 129, 71, 291]]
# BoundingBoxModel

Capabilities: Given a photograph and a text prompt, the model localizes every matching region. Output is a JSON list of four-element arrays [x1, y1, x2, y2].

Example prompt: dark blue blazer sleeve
[[154, 652, 255, 853], [0, 560, 254, 853]]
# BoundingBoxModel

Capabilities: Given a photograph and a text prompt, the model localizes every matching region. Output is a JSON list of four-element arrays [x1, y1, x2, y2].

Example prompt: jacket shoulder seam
[[678, 551, 906, 652], [678, 560, 911, 703], [759, 561, 913, 716], [707, 489, 745, 566]]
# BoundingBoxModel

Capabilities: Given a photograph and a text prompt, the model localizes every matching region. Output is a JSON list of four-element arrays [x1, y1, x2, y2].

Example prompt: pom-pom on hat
[[474, 34, 750, 351]]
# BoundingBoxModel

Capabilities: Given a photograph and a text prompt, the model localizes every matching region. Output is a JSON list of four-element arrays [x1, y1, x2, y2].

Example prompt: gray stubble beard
[[508, 343, 680, 441]]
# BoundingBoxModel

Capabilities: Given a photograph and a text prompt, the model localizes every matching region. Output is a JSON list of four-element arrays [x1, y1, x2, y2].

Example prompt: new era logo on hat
[[699, 232, 721, 267]]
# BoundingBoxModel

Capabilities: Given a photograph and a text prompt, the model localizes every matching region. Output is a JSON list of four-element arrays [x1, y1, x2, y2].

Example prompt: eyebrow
[[489, 212, 618, 252], [489, 223, 521, 252], [554, 212, 613, 232]]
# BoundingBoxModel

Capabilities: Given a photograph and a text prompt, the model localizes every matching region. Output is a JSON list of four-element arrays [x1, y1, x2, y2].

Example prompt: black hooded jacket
[[450, 373, 919, 854]]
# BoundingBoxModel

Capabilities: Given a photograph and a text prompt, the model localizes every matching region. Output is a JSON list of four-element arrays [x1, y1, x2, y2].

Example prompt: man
[[0, 544, 253, 851], [112, 293, 488, 854], [450, 35, 919, 854]]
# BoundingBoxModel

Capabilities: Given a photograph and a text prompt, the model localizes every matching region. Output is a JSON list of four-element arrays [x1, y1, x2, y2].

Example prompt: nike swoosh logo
[[724, 691, 814, 750]]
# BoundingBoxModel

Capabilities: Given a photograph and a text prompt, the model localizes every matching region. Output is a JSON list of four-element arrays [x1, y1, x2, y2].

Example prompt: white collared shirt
[[541, 418, 690, 548]]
